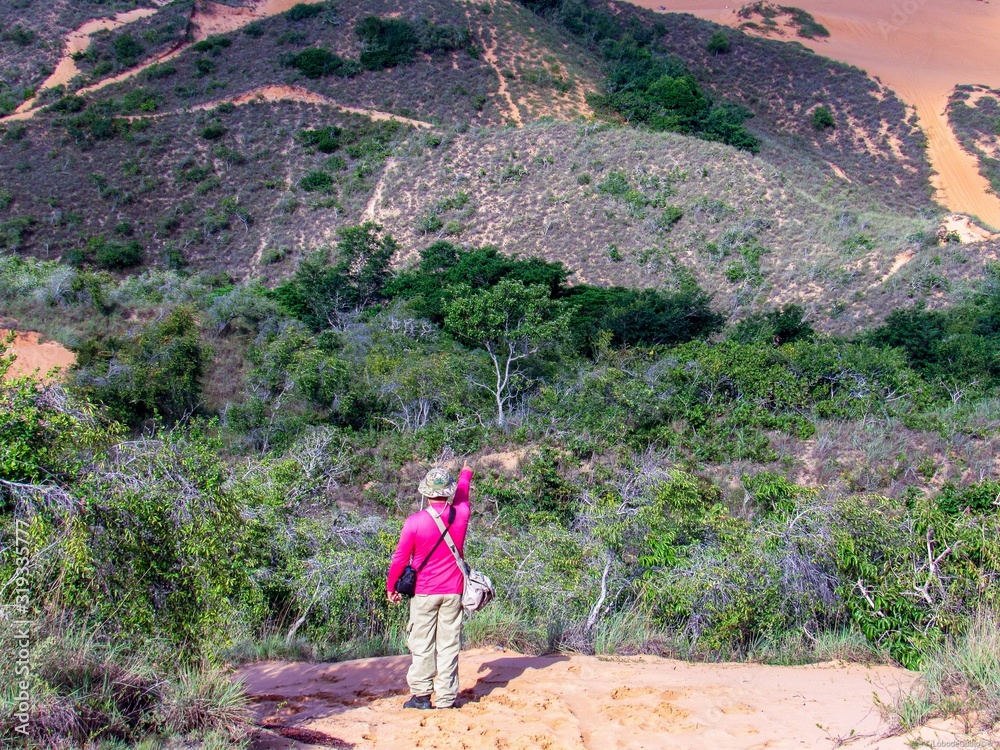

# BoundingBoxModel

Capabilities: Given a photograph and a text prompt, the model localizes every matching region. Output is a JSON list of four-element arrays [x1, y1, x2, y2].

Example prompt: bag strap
[[427, 506, 469, 579], [415, 506, 454, 573]]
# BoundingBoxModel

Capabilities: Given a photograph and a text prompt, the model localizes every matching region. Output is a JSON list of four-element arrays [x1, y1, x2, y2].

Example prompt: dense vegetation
[[2, 221, 999, 745], [517, 0, 759, 151]]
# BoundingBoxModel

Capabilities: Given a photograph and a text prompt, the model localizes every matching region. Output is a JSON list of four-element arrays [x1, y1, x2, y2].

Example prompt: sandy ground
[[238, 649, 979, 750], [940, 213, 999, 244], [630, 0, 1000, 229], [1, 330, 76, 382]]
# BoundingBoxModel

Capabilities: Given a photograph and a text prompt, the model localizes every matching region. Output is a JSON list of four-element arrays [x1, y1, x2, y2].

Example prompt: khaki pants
[[406, 594, 463, 707]]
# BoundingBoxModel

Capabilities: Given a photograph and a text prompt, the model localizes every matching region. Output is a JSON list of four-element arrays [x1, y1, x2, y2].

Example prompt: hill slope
[[0, 0, 987, 330]]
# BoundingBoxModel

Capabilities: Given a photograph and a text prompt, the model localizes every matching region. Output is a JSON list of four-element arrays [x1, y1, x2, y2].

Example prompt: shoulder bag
[[427, 507, 495, 614]]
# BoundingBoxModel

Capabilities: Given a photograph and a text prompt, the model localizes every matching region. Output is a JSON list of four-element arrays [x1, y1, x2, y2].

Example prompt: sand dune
[[1, 330, 76, 382], [239, 649, 975, 749], [631, 0, 1000, 229]]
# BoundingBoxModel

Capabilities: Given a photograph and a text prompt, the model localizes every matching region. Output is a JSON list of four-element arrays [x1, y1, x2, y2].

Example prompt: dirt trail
[[3, 0, 329, 122], [632, 0, 1000, 228], [363, 157, 398, 223], [1, 331, 76, 382], [12, 7, 161, 116], [239, 649, 976, 750], [126, 85, 434, 127], [479, 25, 523, 126]]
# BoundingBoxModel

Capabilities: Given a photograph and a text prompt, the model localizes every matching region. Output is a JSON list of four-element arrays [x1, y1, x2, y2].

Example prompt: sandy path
[[238, 649, 975, 750], [479, 25, 523, 126], [630, 0, 1000, 228], [363, 157, 398, 222], [120, 85, 434, 127], [1, 330, 76, 382]]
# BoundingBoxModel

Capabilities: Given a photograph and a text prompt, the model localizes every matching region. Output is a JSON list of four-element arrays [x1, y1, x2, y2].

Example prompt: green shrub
[[111, 34, 144, 65], [298, 125, 341, 153], [49, 95, 87, 113], [356, 16, 418, 69], [657, 205, 683, 229], [74, 309, 208, 425], [91, 236, 144, 269], [2, 24, 35, 46], [145, 62, 177, 79], [191, 34, 232, 54], [812, 104, 835, 129], [201, 122, 227, 140], [706, 29, 730, 54], [195, 56, 216, 76], [0, 216, 35, 250], [299, 170, 334, 192], [285, 2, 324, 21], [243, 20, 266, 37], [289, 47, 359, 78]]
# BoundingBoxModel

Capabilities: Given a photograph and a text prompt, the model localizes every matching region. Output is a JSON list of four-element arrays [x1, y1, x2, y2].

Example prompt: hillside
[[2, 0, 992, 331]]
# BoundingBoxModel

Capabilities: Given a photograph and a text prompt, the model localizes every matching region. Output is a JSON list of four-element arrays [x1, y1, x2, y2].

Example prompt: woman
[[387, 465, 473, 709]]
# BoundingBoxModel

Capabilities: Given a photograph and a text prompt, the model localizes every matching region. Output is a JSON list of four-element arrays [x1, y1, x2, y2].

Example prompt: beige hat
[[418, 467, 457, 499]]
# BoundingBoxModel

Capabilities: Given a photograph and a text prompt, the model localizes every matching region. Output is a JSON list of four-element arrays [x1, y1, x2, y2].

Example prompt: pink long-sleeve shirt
[[387, 468, 472, 596]]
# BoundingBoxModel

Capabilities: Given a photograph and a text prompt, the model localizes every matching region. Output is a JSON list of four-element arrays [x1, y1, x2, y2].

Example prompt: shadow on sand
[[459, 653, 571, 704]]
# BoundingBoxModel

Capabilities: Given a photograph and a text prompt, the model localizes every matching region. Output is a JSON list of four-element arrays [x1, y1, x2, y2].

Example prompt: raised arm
[[453, 466, 473, 509]]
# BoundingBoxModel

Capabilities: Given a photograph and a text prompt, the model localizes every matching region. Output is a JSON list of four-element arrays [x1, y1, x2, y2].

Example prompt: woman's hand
[[387, 591, 403, 604]]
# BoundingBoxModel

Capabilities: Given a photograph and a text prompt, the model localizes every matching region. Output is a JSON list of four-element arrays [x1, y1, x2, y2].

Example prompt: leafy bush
[[299, 170, 334, 192], [706, 29, 730, 54], [285, 2, 324, 21], [88, 235, 144, 270], [298, 125, 341, 153], [48, 95, 87, 113], [74, 309, 208, 425], [355, 15, 473, 70], [812, 104, 835, 129], [201, 122, 227, 140], [289, 47, 359, 78], [272, 222, 397, 329], [356, 16, 418, 69], [111, 34, 144, 65], [191, 34, 232, 54]]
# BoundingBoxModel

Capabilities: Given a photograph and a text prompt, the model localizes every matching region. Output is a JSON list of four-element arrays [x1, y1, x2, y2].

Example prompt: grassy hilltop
[[1, 0, 999, 748]]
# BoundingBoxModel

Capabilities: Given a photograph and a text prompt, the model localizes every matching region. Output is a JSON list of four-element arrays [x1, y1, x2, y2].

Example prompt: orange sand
[[630, 0, 1000, 229], [188, 85, 434, 128], [1, 330, 75, 382], [239, 649, 976, 749]]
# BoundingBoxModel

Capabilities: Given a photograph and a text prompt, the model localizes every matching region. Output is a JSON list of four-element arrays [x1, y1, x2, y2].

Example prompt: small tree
[[334, 221, 397, 309], [812, 104, 835, 130], [444, 279, 570, 428], [706, 30, 731, 55]]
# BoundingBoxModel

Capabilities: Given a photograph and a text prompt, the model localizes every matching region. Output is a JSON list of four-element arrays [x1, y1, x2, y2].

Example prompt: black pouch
[[392, 506, 455, 598], [394, 565, 418, 596]]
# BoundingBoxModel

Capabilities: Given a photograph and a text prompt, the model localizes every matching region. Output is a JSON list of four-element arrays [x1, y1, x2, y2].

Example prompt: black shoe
[[403, 694, 433, 710], [437, 703, 458, 709]]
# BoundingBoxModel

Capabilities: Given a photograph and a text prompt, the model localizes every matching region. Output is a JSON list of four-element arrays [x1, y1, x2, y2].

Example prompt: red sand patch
[[2, 330, 76, 382]]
